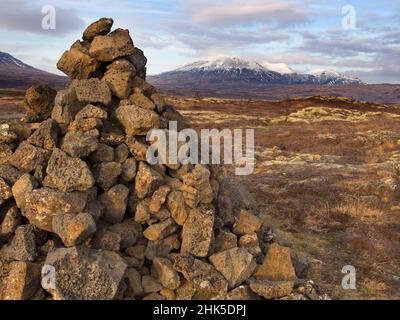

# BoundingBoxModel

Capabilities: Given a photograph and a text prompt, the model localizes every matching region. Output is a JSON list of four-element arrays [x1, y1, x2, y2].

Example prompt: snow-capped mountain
[[176, 57, 266, 73], [0, 52, 66, 89], [0, 52, 34, 69], [307, 68, 363, 85], [172, 56, 283, 84], [150, 56, 364, 86], [261, 61, 295, 74]]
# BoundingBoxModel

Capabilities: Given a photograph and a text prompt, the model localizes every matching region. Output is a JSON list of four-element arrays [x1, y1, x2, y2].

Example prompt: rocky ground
[[171, 96, 400, 300], [0, 19, 319, 300]]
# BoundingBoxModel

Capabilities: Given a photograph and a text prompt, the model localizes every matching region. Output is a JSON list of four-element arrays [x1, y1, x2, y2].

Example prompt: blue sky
[[0, 0, 399, 83]]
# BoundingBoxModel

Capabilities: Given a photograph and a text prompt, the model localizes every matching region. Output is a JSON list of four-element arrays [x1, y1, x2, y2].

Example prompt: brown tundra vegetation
[[170, 95, 400, 299]]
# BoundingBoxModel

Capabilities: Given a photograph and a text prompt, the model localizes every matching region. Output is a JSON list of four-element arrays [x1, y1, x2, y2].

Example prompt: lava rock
[[98, 184, 129, 224], [9, 142, 50, 173], [23, 85, 57, 121], [113, 104, 162, 136], [153, 257, 180, 290], [27, 119, 59, 150], [89, 28, 135, 62], [22, 188, 87, 232], [254, 243, 297, 281], [209, 247, 257, 289], [83, 17, 113, 41], [143, 218, 178, 241], [43, 148, 95, 192], [181, 207, 215, 258], [57, 48, 100, 80], [44, 246, 127, 300], [248, 279, 294, 300], [72, 78, 112, 107], [93, 162, 122, 190], [61, 130, 99, 158], [135, 162, 164, 199], [52, 212, 96, 247], [166, 190, 188, 225], [1, 261, 41, 300], [103, 59, 136, 99], [232, 210, 263, 236], [0, 204, 21, 242]]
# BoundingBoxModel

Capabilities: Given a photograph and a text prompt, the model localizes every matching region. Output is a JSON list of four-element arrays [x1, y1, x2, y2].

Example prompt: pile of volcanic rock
[[0, 18, 322, 300]]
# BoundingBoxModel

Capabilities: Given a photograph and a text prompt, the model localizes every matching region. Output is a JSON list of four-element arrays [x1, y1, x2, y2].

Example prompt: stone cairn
[[0, 18, 323, 300]]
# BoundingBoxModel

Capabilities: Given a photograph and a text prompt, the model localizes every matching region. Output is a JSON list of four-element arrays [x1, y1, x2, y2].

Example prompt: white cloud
[[185, 0, 309, 27]]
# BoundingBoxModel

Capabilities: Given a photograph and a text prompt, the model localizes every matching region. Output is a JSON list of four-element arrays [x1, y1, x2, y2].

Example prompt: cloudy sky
[[0, 0, 399, 83]]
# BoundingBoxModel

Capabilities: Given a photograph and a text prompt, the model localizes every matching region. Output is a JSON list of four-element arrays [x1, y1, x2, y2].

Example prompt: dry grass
[[0, 89, 24, 122]]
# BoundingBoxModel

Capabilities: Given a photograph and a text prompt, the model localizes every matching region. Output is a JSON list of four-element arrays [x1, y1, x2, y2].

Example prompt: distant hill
[[0, 52, 67, 90]]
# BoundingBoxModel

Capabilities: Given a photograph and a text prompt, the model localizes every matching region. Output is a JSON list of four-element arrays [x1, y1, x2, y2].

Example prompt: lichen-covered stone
[[9, 142, 50, 173], [172, 253, 228, 300], [0, 225, 41, 262], [248, 279, 294, 299], [51, 85, 86, 125], [0, 177, 12, 207], [232, 210, 263, 236], [22, 188, 87, 232], [181, 207, 214, 258], [23, 85, 57, 121], [113, 104, 162, 136], [89, 28, 135, 62], [143, 218, 177, 241], [93, 162, 122, 190], [153, 257, 180, 290], [52, 212, 96, 247], [27, 119, 59, 150], [61, 130, 99, 158], [43, 148, 94, 192], [75, 104, 108, 120], [254, 243, 297, 281], [209, 247, 257, 289], [149, 185, 171, 213], [1, 261, 41, 300], [44, 246, 127, 300], [57, 48, 100, 80], [135, 162, 163, 199], [0, 204, 21, 242], [98, 184, 129, 224], [166, 190, 188, 225], [103, 59, 136, 99], [83, 17, 113, 41]]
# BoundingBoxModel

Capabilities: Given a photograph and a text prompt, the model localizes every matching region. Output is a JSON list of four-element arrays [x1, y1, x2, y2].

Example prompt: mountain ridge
[[0, 52, 67, 90], [154, 56, 364, 86]]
